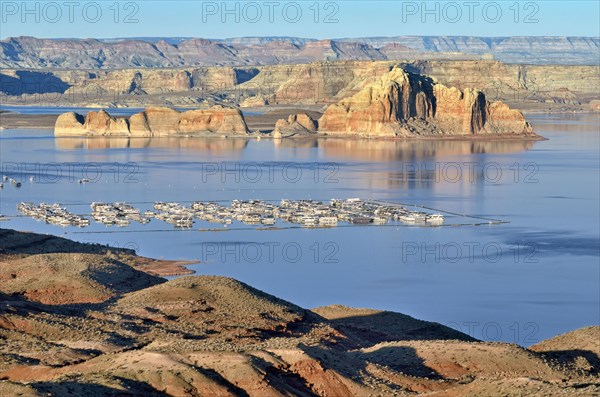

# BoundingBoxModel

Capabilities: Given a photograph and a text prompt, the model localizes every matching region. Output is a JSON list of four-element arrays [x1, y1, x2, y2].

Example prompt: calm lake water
[[1, 112, 598, 346]]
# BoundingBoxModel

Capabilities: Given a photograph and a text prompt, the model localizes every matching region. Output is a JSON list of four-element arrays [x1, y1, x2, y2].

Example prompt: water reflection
[[55, 136, 250, 153], [56, 135, 534, 158], [316, 138, 535, 161], [53, 136, 536, 193]]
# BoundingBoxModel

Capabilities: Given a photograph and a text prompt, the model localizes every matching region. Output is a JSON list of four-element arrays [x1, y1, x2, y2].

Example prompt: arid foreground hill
[[0, 228, 598, 396]]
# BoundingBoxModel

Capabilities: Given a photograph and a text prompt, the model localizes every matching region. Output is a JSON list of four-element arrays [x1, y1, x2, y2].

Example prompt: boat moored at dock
[[16, 198, 446, 229]]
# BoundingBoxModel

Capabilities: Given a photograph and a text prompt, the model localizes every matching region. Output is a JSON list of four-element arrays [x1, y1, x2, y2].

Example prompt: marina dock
[[15, 198, 446, 229]]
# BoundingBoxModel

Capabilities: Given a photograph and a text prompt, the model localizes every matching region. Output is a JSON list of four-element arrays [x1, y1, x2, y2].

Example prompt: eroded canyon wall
[[3, 61, 598, 110]]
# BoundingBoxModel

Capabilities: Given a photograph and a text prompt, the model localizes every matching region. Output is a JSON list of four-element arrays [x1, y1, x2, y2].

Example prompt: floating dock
[[16, 198, 449, 229]]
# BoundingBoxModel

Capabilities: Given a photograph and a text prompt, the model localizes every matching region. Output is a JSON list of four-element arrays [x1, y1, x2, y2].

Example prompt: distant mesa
[[317, 66, 535, 137], [54, 106, 249, 136], [2, 36, 599, 68]]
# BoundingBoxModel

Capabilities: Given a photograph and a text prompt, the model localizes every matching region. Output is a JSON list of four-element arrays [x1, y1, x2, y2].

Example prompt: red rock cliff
[[318, 66, 534, 137]]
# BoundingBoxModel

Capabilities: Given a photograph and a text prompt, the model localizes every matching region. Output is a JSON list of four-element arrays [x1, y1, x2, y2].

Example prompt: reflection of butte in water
[[54, 136, 538, 192], [55, 136, 249, 153], [56, 136, 535, 156], [317, 138, 537, 191], [317, 139, 536, 160]]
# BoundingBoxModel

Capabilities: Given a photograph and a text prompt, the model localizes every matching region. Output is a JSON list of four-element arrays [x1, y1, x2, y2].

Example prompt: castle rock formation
[[318, 66, 534, 137]]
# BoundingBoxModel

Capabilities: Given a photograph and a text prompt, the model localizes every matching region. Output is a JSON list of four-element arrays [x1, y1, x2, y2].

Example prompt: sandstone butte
[[54, 106, 249, 136], [272, 113, 318, 138], [318, 66, 536, 137]]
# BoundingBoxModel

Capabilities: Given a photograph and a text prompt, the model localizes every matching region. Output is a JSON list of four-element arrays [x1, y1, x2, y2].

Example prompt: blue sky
[[1, 1, 599, 39]]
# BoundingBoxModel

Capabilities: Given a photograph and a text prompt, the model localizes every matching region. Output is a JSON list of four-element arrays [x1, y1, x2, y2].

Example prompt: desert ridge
[[2, 36, 598, 68]]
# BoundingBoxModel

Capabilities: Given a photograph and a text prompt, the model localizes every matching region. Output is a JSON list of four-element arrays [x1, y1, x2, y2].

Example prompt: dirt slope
[[1, 228, 598, 396]]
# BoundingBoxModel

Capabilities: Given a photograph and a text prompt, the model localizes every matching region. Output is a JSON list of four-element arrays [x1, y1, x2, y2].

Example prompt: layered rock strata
[[54, 106, 249, 136], [318, 66, 534, 137]]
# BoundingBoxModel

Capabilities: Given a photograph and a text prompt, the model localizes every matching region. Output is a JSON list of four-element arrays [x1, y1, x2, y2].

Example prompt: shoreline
[[0, 226, 598, 396], [2, 111, 546, 141], [0, 228, 196, 278], [0, 226, 596, 344]]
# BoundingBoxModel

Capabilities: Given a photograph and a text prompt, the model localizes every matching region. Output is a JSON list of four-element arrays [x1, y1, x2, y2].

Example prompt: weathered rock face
[[318, 66, 534, 137], [486, 101, 533, 134], [174, 70, 193, 90], [54, 110, 130, 136], [318, 67, 433, 136], [432, 85, 533, 135], [272, 114, 318, 138], [55, 106, 249, 136], [129, 107, 182, 136], [179, 107, 249, 135], [54, 112, 86, 135], [240, 94, 269, 107], [128, 111, 152, 137], [83, 110, 130, 135]]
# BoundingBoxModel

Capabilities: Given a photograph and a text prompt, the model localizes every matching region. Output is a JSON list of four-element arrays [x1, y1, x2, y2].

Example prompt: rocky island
[[54, 105, 249, 137], [54, 66, 537, 139], [0, 228, 598, 396], [318, 66, 534, 137]]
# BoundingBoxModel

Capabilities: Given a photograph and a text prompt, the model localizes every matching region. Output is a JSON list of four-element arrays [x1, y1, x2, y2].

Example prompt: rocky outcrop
[[273, 113, 318, 138], [318, 66, 534, 137], [403, 60, 600, 106], [129, 107, 182, 136], [54, 109, 129, 136], [179, 107, 249, 135], [486, 101, 534, 134], [84, 109, 130, 135], [174, 70, 193, 90], [54, 112, 86, 135], [55, 106, 249, 136], [240, 94, 269, 107]]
